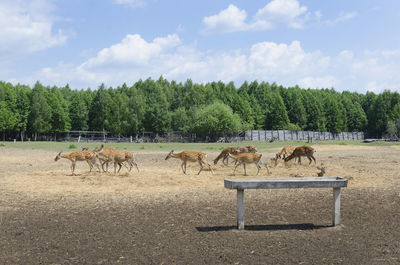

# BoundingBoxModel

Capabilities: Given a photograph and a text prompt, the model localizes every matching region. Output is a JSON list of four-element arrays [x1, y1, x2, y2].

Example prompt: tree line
[[1, 77, 400, 141]]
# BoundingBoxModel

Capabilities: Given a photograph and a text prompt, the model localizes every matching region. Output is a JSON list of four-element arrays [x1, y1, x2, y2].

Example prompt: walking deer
[[228, 152, 270, 176], [93, 145, 139, 175], [165, 150, 214, 175], [214, 145, 258, 166], [54, 146, 102, 175]]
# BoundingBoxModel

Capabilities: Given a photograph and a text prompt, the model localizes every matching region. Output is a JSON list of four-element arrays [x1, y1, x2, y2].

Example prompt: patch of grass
[[69, 144, 77, 149], [4, 139, 400, 153], [0, 143, 5, 147]]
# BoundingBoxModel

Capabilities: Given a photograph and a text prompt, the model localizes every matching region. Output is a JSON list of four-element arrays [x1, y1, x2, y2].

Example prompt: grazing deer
[[273, 146, 296, 166], [277, 146, 295, 159], [284, 145, 316, 165], [54, 146, 102, 175], [165, 150, 214, 175], [93, 145, 139, 175], [228, 153, 270, 176], [214, 147, 238, 165]]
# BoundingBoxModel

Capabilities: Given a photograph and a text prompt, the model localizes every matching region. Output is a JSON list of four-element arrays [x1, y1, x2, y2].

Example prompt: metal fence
[[7, 130, 364, 143], [245, 130, 364, 141]]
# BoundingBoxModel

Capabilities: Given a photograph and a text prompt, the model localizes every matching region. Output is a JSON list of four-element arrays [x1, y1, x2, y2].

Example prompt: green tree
[[142, 79, 171, 133], [0, 101, 16, 140], [47, 86, 71, 139], [285, 87, 307, 129], [264, 92, 290, 130], [88, 84, 108, 131], [171, 107, 190, 131], [69, 91, 89, 131], [302, 90, 326, 131], [14, 85, 31, 140], [189, 102, 243, 139], [29, 82, 52, 140], [323, 96, 346, 133]]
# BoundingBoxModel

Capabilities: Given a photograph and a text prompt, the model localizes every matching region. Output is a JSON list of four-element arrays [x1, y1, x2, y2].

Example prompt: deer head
[[54, 151, 62, 162], [92, 145, 104, 164], [165, 150, 174, 160]]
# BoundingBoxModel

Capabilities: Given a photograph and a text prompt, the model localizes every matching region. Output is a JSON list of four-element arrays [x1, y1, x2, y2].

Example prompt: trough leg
[[237, 189, 245, 229], [333, 188, 341, 226]]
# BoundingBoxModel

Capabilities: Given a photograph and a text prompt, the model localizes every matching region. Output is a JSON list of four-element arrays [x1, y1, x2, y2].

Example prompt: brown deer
[[277, 146, 295, 159], [54, 146, 102, 175], [214, 145, 258, 166], [165, 150, 214, 175], [284, 145, 316, 165], [237, 145, 257, 153], [273, 145, 296, 166], [93, 145, 139, 175], [92, 146, 130, 172], [228, 153, 270, 176], [214, 147, 238, 165]]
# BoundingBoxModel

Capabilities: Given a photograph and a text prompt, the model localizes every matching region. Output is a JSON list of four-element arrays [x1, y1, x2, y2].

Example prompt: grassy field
[[1, 139, 399, 153]]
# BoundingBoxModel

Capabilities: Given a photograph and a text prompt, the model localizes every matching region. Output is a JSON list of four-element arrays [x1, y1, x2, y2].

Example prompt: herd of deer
[[54, 144, 139, 176], [55, 144, 320, 177]]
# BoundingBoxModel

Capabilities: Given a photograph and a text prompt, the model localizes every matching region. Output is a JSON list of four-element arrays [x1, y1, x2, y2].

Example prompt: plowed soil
[[1, 145, 399, 264]]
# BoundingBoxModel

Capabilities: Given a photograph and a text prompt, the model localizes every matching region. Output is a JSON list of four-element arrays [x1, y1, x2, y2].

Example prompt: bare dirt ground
[[0, 145, 399, 264]]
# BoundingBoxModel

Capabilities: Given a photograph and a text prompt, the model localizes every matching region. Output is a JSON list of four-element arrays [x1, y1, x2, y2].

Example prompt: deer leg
[[197, 161, 204, 175], [298, 157, 302, 165], [224, 155, 230, 166], [114, 161, 118, 175], [207, 162, 214, 175], [101, 161, 107, 172], [308, 156, 313, 165], [71, 161, 76, 176], [118, 162, 125, 173], [311, 155, 316, 164], [87, 160, 93, 172], [131, 158, 139, 172], [233, 162, 242, 176], [259, 160, 270, 175], [181, 161, 187, 174], [96, 164, 101, 172], [243, 163, 247, 176], [255, 162, 261, 176]]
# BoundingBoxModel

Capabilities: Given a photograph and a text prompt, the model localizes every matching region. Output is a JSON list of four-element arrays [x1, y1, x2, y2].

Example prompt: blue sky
[[1, 0, 400, 93]]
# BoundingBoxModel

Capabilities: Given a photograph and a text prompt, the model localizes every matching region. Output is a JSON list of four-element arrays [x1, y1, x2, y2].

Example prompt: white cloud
[[0, 0, 67, 56], [112, 0, 145, 8], [203, 0, 311, 33], [16, 33, 400, 93], [255, 0, 308, 29], [81, 34, 181, 69], [203, 5, 249, 33], [299, 76, 338, 89], [326, 11, 357, 25]]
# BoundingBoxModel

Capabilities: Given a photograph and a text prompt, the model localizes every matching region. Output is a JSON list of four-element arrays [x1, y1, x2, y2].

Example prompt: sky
[[1, 0, 400, 93]]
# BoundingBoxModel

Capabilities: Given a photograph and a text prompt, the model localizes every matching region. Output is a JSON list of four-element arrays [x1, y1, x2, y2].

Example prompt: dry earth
[[0, 145, 399, 264]]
